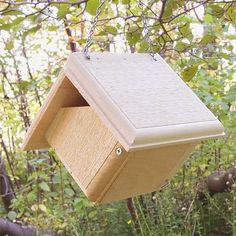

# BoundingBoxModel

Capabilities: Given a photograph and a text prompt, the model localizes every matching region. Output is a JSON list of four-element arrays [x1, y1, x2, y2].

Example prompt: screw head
[[115, 147, 123, 156]]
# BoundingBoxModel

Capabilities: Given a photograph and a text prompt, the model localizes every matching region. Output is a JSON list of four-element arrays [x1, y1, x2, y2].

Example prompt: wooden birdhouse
[[23, 53, 224, 204]]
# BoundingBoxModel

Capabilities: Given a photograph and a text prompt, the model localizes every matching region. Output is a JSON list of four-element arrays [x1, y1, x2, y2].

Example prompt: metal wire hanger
[[83, 0, 106, 60], [83, 0, 157, 61], [138, 0, 157, 61]]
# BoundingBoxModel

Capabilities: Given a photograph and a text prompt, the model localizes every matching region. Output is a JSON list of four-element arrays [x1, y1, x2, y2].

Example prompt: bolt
[[116, 147, 122, 156]]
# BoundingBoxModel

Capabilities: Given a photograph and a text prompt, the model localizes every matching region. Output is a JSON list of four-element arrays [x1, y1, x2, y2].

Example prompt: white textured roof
[[63, 52, 224, 151]]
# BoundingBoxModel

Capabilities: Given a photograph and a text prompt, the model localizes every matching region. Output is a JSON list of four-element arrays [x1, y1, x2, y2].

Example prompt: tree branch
[[126, 198, 140, 233], [64, 21, 77, 52], [0, 0, 88, 6]]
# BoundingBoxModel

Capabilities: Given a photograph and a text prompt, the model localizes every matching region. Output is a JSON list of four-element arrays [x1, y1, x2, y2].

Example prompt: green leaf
[[225, 5, 236, 24], [48, 192, 58, 197], [74, 198, 83, 210], [11, 17, 24, 26], [86, 0, 99, 15], [181, 66, 198, 82], [175, 42, 189, 52], [105, 207, 117, 213], [210, 5, 224, 18], [2, 9, 23, 16], [226, 35, 236, 40], [162, 0, 176, 19], [39, 182, 50, 192], [121, 0, 130, 4], [138, 40, 148, 53], [27, 192, 37, 201], [199, 164, 207, 171], [23, 25, 41, 37], [126, 27, 141, 45], [226, 45, 233, 51], [52, 174, 61, 184], [57, 4, 69, 19], [218, 52, 230, 60], [83, 198, 94, 208], [200, 34, 216, 44], [39, 204, 47, 212], [48, 25, 58, 31], [5, 40, 14, 50], [225, 5, 236, 23], [65, 188, 75, 197], [88, 210, 97, 218], [208, 58, 218, 70], [204, 14, 214, 24], [104, 25, 117, 35], [18, 80, 30, 91], [97, 31, 107, 36], [179, 23, 192, 38], [8, 211, 17, 220], [0, 23, 11, 31]]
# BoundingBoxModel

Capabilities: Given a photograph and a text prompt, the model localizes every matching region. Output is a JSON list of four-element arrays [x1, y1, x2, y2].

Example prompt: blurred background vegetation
[[0, 0, 235, 235]]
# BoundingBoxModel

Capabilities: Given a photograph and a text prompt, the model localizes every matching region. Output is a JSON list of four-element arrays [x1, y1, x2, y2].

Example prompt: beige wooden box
[[23, 53, 224, 204]]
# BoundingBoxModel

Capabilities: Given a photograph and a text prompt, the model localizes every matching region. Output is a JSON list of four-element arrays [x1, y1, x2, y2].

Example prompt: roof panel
[[74, 53, 214, 128], [64, 52, 224, 151]]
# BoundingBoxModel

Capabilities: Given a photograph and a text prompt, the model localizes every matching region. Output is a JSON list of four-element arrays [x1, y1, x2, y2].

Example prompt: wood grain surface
[[23, 75, 87, 150], [45, 106, 197, 203]]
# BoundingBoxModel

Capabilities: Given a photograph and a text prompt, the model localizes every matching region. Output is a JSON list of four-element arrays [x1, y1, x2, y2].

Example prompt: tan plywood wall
[[45, 106, 197, 203]]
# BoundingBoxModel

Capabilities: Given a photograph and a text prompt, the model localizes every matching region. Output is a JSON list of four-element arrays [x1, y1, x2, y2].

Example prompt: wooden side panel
[[99, 142, 197, 203], [22, 74, 88, 150], [45, 107, 117, 192], [44, 106, 197, 204], [86, 144, 130, 202]]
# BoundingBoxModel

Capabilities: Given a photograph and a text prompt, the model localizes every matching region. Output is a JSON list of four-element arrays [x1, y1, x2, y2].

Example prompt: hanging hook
[[83, 0, 107, 60], [138, 0, 157, 61]]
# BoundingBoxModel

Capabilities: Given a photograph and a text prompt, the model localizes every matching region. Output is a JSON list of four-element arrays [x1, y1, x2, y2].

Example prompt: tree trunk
[[0, 219, 36, 236], [0, 155, 15, 211], [126, 198, 140, 233]]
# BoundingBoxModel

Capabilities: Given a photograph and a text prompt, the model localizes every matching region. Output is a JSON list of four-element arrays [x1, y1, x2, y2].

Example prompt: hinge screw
[[116, 147, 123, 156]]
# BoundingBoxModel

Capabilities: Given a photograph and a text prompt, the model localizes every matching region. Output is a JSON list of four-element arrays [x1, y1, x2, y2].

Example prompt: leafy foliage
[[0, 0, 235, 235]]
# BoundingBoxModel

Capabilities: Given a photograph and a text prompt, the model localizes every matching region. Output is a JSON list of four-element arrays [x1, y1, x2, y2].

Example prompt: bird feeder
[[23, 53, 224, 204]]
